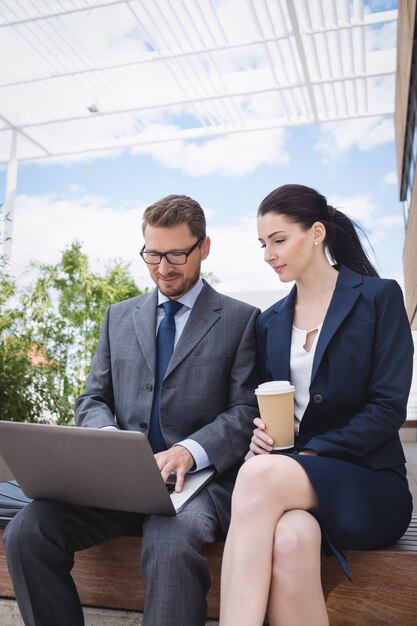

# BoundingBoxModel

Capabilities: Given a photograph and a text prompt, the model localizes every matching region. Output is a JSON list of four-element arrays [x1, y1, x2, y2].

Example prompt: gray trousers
[[3, 489, 220, 626]]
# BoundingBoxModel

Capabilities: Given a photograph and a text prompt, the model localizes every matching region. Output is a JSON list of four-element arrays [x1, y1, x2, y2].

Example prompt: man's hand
[[154, 446, 195, 493]]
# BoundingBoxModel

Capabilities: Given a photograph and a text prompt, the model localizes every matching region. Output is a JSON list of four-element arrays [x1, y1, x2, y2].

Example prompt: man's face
[[143, 223, 210, 299]]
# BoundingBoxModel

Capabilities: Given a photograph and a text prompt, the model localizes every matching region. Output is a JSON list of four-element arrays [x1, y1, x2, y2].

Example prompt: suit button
[[146, 383, 153, 391], [139, 422, 148, 430], [313, 394, 323, 404]]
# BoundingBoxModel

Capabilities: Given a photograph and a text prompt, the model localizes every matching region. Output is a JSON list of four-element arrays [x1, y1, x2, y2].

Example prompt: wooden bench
[[1, 517, 417, 625]]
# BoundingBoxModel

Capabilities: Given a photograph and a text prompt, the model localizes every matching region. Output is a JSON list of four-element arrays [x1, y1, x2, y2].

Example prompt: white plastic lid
[[255, 380, 295, 395]]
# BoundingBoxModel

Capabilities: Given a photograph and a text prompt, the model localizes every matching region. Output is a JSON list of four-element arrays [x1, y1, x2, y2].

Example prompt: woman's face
[[257, 212, 318, 283]]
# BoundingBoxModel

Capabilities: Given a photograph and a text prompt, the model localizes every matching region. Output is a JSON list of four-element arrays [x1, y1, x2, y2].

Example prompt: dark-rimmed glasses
[[140, 237, 205, 265]]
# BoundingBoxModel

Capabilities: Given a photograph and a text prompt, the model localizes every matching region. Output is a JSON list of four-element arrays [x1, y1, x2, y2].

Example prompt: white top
[[290, 324, 322, 427]]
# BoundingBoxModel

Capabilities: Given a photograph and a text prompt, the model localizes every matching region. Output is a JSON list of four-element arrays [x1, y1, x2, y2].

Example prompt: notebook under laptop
[[0, 421, 215, 515]]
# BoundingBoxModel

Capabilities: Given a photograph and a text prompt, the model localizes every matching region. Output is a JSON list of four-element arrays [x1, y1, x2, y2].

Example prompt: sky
[[0, 114, 404, 301], [0, 0, 405, 305]]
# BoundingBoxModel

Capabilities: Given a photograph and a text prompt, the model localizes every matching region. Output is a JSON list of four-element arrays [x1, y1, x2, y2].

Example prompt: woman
[[219, 184, 413, 626]]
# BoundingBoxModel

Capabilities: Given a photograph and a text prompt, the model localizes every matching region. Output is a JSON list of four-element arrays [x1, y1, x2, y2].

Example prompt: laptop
[[0, 421, 215, 515]]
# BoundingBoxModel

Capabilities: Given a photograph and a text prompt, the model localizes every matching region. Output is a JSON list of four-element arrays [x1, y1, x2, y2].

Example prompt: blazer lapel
[[311, 266, 362, 381], [265, 286, 296, 381], [166, 282, 222, 377], [132, 289, 158, 377]]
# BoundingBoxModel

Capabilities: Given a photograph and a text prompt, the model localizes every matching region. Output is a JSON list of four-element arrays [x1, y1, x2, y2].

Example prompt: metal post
[[3, 129, 18, 261]]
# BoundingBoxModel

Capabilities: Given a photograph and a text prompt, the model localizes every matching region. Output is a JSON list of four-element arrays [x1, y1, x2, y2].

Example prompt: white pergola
[[0, 0, 398, 255]]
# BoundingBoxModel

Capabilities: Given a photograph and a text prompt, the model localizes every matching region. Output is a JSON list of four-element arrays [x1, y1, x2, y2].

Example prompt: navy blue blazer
[[256, 266, 414, 470]]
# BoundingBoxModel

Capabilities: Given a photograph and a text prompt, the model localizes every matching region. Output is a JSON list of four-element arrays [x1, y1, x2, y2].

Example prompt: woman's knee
[[231, 455, 296, 518], [272, 511, 321, 583]]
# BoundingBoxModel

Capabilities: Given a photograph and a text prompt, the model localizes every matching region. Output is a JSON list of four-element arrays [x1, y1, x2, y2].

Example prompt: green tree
[[1, 241, 143, 424], [0, 242, 59, 422], [0, 231, 15, 332]]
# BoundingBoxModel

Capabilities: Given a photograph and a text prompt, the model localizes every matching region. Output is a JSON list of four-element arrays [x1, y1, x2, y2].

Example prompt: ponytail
[[258, 184, 379, 277], [326, 207, 379, 277]]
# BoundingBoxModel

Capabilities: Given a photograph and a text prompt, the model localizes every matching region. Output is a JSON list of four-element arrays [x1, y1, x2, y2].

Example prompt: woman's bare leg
[[219, 454, 319, 626], [267, 510, 329, 626]]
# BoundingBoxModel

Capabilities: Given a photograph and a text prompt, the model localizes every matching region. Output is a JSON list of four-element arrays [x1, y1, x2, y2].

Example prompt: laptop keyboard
[[165, 482, 175, 494]]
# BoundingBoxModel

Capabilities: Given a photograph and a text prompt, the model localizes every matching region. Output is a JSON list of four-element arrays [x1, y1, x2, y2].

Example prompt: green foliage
[[0, 248, 50, 422], [0, 241, 143, 424], [0, 248, 48, 422], [0, 336, 63, 423], [0, 248, 15, 333]]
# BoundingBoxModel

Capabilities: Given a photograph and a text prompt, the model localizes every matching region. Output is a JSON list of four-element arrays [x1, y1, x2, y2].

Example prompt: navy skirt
[[281, 453, 413, 578]]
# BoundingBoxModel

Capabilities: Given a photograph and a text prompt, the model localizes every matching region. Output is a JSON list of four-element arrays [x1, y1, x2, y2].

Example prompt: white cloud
[[8, 193, 284, 297], [8, 187, 404, 301], [377, 214, 404, 228], [366, 20, 397, 52], [35, 148, 125, 167], [68, 184, 85, 194], [328, 193, 404, 267], [133, 128, 289, 178], [315, 116, 394, 159], [329, 193, 377, 225], [204, 215, 286, 293], [383, 171, 397, 185], [9, 193, 150, 288], [329, 193, 403, 232]]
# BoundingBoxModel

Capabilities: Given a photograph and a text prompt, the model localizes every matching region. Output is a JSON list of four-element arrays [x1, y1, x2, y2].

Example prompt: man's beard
[[153, 264, 201, 298]]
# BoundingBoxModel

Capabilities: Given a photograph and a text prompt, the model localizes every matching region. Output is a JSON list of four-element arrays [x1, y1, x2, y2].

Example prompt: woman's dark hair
[[257, 184, 379, 277]]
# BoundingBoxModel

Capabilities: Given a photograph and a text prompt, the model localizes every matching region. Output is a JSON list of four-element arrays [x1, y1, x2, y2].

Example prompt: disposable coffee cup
[[255, 381, 295, 450]]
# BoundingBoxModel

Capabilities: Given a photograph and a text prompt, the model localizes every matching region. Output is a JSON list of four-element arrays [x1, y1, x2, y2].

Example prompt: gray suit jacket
[[75, 281, 260, 533]]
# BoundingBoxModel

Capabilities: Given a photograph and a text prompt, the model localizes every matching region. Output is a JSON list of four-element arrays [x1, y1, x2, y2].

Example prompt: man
[[3, 195, 260, 626]]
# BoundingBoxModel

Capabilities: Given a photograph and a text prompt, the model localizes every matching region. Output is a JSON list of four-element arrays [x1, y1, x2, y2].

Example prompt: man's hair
[[142, 195, 206, 239]]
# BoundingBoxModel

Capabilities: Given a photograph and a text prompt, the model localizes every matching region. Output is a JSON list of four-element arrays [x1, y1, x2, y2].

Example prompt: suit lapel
[[311, 266, 362, 381], [166, 282, 222, 377], [132, 289, 158, 377], [266, 286, 296, 380]]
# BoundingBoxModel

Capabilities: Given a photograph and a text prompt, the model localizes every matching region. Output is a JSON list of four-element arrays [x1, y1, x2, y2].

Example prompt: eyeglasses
[[140, 237, 205, 265]]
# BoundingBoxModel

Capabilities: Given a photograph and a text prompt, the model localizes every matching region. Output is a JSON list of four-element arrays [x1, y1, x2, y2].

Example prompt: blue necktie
[[148, 300, 183, 453]]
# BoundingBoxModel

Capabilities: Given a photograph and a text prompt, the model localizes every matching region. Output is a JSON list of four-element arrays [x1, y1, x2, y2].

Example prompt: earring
[[314, 241, 318, 246]]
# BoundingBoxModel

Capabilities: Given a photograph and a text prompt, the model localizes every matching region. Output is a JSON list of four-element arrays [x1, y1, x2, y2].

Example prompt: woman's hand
[[249, 417, 274, 455]]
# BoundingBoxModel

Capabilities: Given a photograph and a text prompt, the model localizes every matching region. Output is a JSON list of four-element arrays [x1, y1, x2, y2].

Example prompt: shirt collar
[[157, 278, 204, 310]]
